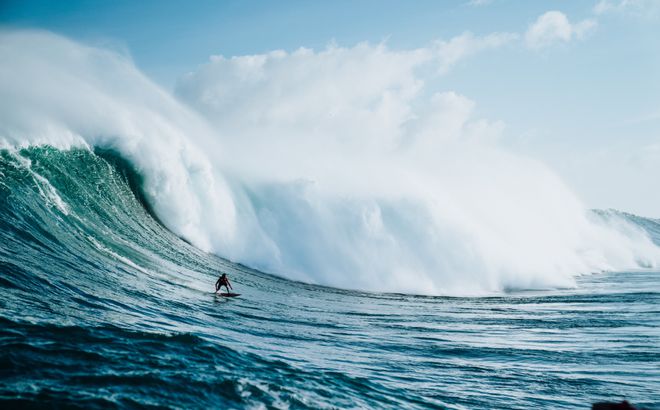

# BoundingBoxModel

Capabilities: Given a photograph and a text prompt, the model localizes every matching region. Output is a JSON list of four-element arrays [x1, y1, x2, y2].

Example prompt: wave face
[[2, 30, 659, 295], [1, 147, 659, 408]]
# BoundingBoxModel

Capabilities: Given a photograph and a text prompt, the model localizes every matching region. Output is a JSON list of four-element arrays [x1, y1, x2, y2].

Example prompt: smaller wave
[[597, 210, 660, 247]]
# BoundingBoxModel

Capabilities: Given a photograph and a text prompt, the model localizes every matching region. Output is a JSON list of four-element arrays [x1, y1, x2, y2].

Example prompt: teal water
[[1, 147, 659, 409]]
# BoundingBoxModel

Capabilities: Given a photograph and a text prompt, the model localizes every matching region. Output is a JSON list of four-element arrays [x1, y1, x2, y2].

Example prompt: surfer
[[215, 273, 233, 294]]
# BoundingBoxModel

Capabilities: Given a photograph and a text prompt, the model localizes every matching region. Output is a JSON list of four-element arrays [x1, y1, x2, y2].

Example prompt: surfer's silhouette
[[215, 273, 232, 294]]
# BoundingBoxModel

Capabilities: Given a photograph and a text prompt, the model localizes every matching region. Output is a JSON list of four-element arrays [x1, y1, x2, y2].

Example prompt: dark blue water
[[1, 147, 659, 409]]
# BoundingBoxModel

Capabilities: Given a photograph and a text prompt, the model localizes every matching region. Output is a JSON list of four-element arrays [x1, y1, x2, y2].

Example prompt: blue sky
[[1, 0, 659, 216], [0, 1, 623, 85]]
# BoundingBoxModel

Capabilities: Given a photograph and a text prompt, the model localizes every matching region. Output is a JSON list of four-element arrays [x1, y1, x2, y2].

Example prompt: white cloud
[[594, 0, 660, 16], [176, 43, 427, 153], [467, 0, 494, 6], [176, 33, 515, 151], [594, 0, 621, 13], [525, 11, 597, 49], [434, 31, 518, 73]]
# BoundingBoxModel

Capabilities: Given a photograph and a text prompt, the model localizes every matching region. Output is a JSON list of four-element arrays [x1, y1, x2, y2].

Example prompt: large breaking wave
[[1, 29, 658, 295]]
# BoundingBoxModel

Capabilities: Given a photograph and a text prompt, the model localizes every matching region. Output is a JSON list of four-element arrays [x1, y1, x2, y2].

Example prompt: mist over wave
[[1, 29, 658, 295]]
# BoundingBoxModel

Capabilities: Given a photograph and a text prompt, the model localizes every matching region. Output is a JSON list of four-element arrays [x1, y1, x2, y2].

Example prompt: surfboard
[[217, 292, 241, 297]]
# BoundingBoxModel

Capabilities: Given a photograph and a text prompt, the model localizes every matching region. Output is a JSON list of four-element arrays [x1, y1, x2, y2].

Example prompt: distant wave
[[1, 30, 659, 295]]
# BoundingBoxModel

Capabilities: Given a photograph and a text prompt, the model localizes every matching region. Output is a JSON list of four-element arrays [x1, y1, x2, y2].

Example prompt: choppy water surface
[[1, 148, 658, 409]]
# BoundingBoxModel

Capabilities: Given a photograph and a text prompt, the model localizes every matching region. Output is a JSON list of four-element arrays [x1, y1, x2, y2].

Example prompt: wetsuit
[[216, 276, 231, 293]]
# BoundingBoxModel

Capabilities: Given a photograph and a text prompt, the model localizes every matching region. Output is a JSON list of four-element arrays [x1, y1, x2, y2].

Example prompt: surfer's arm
[[228, 279, 233, 289]]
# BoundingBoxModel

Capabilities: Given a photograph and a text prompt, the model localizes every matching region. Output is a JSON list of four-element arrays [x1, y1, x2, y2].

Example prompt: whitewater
[[1, 30, 659, 408]]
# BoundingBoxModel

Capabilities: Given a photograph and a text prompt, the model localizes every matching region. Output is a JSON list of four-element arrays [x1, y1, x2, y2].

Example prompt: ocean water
[[2, 30, 660, 410], [1, 147, 659, 409]]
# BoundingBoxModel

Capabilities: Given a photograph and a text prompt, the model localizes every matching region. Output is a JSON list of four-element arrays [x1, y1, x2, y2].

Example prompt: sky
[[1, 0, 659, 217]]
